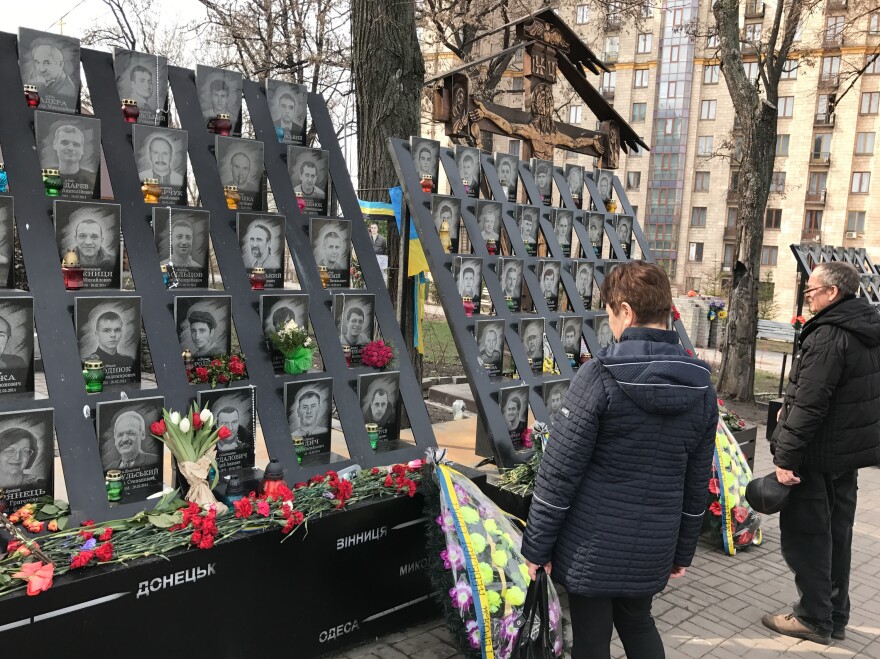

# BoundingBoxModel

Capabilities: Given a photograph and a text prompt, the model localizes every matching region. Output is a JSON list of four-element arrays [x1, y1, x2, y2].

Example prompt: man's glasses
[[804, 284, 832, 296], [1, 447, 35, 460]]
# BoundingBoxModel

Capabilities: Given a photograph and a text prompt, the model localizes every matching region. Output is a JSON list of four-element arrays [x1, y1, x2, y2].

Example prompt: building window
[[727, 207, 737, 228], [826, 16, 844, 42], [510, 76, 524, 92], [809, 171, 828, 194], [765, 208, 782, 229], [704, 64, 720, 84], [698, 135, 714, 156], [761, 246, 778, 266], [707, 27, 719, 48], [685, 276, 701, 292], [804, 210, 823, 231], [860, 91, 879, 115], [856, 132, 875, 155], [694, 171, 711, 191], [689, 242, 704, 262], [870, 12, 879, 33], [778, 96, 794, 118], [776, 134, 790, 156], [780, 59, 798, 80], [770, 171, 786, 193], [626, 171, 641, 190], [847, 210, 866, 232], [508, 139, 521, 157], [568, 105, 582, 124], [602, 70, 616, 90], [605, 36, 620, 58], [852, 172, 871, 193], [700, 99, 717, 120], [723, 243, 734, 270], [666, 80, 678, 97], [634, 69, 650, 88], [822, 56, 841, 79], [867, 54, 880, 75], [691, 207, 707, 226], [744, 61, 760, 83], [631, 102, 647, 123], [744, 22, 762, 42], [637, 33, 652, 53], [668, 45, 681, 62], [813, 133, 832, 159], [817, 93, 836, 118], [794, 20, 804, 41], [631, 140, 644, 157], [576, 4, 589, 23], [641, 1, 653, 18]]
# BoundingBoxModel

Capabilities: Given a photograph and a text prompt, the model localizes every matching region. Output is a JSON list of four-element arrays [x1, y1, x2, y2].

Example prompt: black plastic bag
[[511, 569, 557, 659]]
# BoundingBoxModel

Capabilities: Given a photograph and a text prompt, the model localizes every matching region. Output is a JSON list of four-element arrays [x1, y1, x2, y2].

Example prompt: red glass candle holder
[[486, 240, 497, 256], [343, 344, 352, 367], [250, 266, 267, 290], [462, 296, 475, 317], [61, 250, 84, 290], [121, 98, 140, 123], [260, 458, 289, 499], [208, 113, 233, 136], [420, 174, 434, 194], [182, 349, 195, 377], [24, 84, 40, 108]]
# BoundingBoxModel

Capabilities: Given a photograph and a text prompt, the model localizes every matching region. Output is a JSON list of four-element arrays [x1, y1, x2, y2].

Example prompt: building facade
[[421, 1, 880, 320]]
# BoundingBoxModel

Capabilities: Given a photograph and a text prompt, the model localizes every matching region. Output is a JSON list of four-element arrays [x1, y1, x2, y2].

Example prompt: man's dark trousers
[[779, 468, 858, 635]]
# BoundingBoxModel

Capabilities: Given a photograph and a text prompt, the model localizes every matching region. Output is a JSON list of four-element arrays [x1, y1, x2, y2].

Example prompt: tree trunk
[[352, 0, 425, 387]]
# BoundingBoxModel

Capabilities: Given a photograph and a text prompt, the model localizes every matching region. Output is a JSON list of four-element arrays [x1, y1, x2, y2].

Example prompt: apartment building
[[420, 1, 880, 320]]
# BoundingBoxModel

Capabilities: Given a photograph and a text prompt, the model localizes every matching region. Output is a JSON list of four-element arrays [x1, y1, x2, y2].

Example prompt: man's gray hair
[[815, 262, 860, 297]]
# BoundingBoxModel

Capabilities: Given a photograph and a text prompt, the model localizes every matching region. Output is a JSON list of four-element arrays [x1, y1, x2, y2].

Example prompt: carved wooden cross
[[432, 17, 621, 168]]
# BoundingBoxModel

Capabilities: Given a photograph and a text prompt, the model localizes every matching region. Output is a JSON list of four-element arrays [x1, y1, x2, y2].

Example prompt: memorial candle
[[105, 470, 124, 502], [121, 98, 140, 123], [23, 84, 40, 108], [141, 178, 161, 204]]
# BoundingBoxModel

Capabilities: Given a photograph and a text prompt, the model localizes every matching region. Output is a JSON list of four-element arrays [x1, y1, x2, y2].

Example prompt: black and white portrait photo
[[587, 212, 605, 258], [559, 316, 584, 361], [0, 197, 13, 288], [543, 380, 570, 423], [153, 208, 210, 288], [261, 293, 309, 372], [498, 257, 523, 312], [238, 213, 284, 287], [410, 137, 440, 184], [530, 158, 554, 206], [285, 378, 333, 458], [593, 167, 614, 203], [432, 195, 460, 253], [287, 146, 330, 216], [75, 297, 141, 386], [34, 112, 100, 200], [565, 164, 584, 208], [573, 260, 595, 309], [95, 398, 163, 503], [520, 317, 544, 372], [494, 152, 519, 202], [553, 209, 574, 258], [475, 319, 504, 379], [516, 205, 539, 256], [333, 293, 375, 365], [603, 260, 621, 286], [476, 200, 502, 245], [615, 214, 634, 258], [0, 297, 34, 395], [538, 260, 561, 312], [18, 28, 80, 114], [0, 408, 54, 507], [196, 64, 243, 133], [456, 256, 483, 311], [113, 49, 168, 126], [133, 125, 187, 205], [54, 201, 121, 289], [175, 297, 232, 365], [266, 79, 307, 145], [455, 145, 481, 198], [199, 386, 256, 475], [358, 371, 401, 444], [499, 385, 528, 448], [594, 314, 615, 349], [311, 218, 351, 287], [216, 136, 264, 211]]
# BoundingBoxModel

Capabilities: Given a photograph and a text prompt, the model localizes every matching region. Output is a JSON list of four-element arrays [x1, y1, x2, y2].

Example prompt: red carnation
[[150, 420, 167, 436], [370, 467, 380, 475], [708, 478, 720, 495], [70, 550, 95, 569], [191, 531, 202, 545], [290, 510, 304, 526], [709, 501, 722, 516], [218, 374, 230, 384], [309, 474, 326, 484], [198, 534, 215, 550], [192, 413, 203, 430], [230, 354, 241, 363], [256, 501, 271, 517], [95, 542, 114, 562], [233, 498, 254, 518], [217, 425, 232, 440], [294, 482, 308, 489], [81, 519, 96, 527], [383, 475, 394, 487], [99, 528, 113, 542]]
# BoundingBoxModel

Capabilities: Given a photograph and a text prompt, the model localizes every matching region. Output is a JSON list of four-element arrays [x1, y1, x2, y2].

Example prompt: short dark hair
[[96, 311, 122, 327], [600, 260, 672, 326], [0, 427, 39, 470], [130, 65, 151, 82], [815, 262, 860, 297]]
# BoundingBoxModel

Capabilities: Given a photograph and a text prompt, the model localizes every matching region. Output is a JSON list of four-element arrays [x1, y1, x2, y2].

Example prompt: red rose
[[211, 359, 222, 368], [217, 426, 232, 440], [733, 506, 749, 524], [230, 361, 245, 375], [218, 374, 230, 383], [708, 478, 720, 495], [99, 528, 113, 542], [195, 367, 209, 380], [709, 501, 722, 516], [370, 467, 380, 475], [233, 498, 253, 518], [150, 420, 167, 436], [95, 542, 114, 562], [192, 414, 203, 430]]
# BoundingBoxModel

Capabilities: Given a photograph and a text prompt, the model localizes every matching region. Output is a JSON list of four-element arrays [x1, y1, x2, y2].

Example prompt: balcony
[[823, 32, 844, 48], [801, 228, 823, 242], [819, 72, 840, 89], [745, 1, 765, 17], [827, 0, 847, 9], [805, 189, 827, 204], [814, 113, 836, 126], [726, 186, 741, 201], [810, 152, 832, 166], [603, 50, 620, 64], [600, 86, 616, 99], [724, 226, 738, 240], [606, 15, 622, 31]]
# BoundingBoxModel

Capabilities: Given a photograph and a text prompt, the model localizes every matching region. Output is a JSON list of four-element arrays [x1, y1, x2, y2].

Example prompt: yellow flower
[[503, 585, 526, 607], [479, 562, 494, 584], [518, 563, 532, 584], [487, 590, 502, 613], [491, 549, 509, 568], [461, 506, 480, 525], [718, 310, 728, 319], [470, 533, 487, 555]]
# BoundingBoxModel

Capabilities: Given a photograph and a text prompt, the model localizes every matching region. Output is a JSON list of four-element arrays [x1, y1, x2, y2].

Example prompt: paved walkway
[[330, 435, 880, 658]]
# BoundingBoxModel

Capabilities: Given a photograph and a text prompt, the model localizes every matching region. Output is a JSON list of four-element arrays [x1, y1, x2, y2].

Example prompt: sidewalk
[[330, 436, 880, 658]]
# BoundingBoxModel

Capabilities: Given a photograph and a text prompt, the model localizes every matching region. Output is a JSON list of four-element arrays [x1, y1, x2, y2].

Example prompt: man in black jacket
[[765, 261, 880, 644]]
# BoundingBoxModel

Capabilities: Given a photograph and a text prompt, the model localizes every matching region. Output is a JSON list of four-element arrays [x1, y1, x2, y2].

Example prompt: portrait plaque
[[113, 49, 169, 126], [333, 293, 375, 366], [515, 205, 539, 256], [564, 164, 584, 208], [34, 112, 100, 200], [310, 218, 351, 288], [153, 208, 210, 288], [238, 213, 285, 287], [593, 167, 614, 203], [520, 317, 544, 374], [572, 260, 595, 310], [455, 145, 481, 198], [287, 146, 330, 216], [0, 297, 35, 395], [196, 64, 243, 135], [499, 385, 528, 450], [75, 296, 141, 386], [455, 256, 483, 313], [594, 312, 615, 349], [198, 386, 256, 476], [285, 378, 333, 459], [537, 259, 561, 312], [410, 137, 440, 185], [216, 136, 264, 211], [498, 257, 523, 312], [530, 158, 554, 206], [174, 296, 232, 366], [494, 153, 519, 202], [553, 209, 574, 258], [475, 319, 504, 379], [18, 28, 80, 114], [476, 200, 502, 246], [266, 79, 307, 145], [260, 294, 309, 373], [559, 316, 584, 369], [54, 201, 121, 289], [133, 125, 187, 204], [586, 212, 605, 259], [542, 379, 570, 424], [0, 408, 54, 507], [431, 195, 460, 253], [614, 214, 634, 259], [358, 371, 401, 444]]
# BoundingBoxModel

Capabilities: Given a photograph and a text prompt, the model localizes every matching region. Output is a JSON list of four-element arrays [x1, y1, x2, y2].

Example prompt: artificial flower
[[479, 561, 494, 584], [491, 549, 509, 569], [709, 501, 722, 516], [441, 544, 465, 571], [483, 519, 501, 536], [503, 585, 526, 607], [460, 506, 480, 525], [733, 506, 749, 524], [436, 512, 455, 533], [449, 579, 473, 613], [469, 533, 487, 555], [486, 589, 502, 614], [708, 478, 720, 495], [465, 619, 481, 649], [518, 563, 531, 584], [500, 612, 521, 643]]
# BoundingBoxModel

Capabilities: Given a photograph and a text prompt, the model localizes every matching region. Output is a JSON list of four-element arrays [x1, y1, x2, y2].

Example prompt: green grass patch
[[421, 318, 456, 365]]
